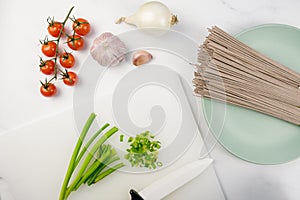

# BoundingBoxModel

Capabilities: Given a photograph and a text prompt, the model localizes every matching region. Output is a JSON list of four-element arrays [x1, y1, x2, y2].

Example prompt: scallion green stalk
[[59, 113, 96, 200], [59, 113, 124, 200], [64, 127, 119, 199], [87, 155, 120, 186], [93, 163, 125, 183], [74, 123, 110, 167]]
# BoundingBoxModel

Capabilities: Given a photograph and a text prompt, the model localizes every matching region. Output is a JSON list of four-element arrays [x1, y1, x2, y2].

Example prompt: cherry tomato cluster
[[39, 7, 91, 97]]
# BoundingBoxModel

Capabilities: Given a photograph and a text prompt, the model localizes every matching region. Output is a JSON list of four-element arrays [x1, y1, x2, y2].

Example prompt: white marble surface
[[1, 0, 300, 199]]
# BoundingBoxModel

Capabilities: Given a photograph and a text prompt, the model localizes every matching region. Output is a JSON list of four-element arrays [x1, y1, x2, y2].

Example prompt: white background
[[1, 0, 300, 199]]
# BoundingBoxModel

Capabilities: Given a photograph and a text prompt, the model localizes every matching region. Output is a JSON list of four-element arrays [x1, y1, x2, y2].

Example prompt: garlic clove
[[90, 32, 128, 67], [132, 50, 153, 66]]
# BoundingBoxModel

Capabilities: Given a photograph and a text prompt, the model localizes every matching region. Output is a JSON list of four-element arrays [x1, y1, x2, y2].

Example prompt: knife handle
[[130, 189, 144, 200]]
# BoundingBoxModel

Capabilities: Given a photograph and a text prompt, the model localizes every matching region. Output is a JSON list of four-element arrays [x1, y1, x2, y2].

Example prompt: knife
[[129, 158, 213, 200]]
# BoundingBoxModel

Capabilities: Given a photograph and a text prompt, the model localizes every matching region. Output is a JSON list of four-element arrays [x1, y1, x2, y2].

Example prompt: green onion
[[120, 134, 124, 142], [124, 131, 162, 169], [59, 113, 96, 200], [86, 155, 120, 186], [74, 123, 110, 167], [59, 113, 123, 200], [93, 163, 125, 183]]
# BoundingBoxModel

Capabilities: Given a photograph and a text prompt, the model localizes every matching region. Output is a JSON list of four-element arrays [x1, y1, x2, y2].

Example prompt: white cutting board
[[0, 109, 225, 200]]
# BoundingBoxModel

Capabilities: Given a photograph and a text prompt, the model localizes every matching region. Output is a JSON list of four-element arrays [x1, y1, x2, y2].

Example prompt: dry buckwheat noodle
[[193, 26, 300, 125]]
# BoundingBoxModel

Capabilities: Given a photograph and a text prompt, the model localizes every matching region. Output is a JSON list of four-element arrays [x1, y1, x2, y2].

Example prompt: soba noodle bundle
[[193, 26, 300, 125]]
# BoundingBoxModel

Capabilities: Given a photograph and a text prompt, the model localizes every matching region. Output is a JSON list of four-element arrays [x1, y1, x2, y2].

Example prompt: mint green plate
[[203, 24, 300, 164]]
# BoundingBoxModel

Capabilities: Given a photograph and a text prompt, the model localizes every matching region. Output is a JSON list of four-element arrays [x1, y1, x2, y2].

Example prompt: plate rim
[[235, 23, 300, 37]]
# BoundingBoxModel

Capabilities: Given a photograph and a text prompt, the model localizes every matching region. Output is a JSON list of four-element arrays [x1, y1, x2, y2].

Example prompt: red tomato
[[72, 18, 91, 36], [40, 82, 57, 97], [67, 35, 84, 50], [59, 52, 75, 68], [48, 22, 63, 37], [41, 41, 57, 57], [62, 71, 78, 86], [40, 59, 55, 75]]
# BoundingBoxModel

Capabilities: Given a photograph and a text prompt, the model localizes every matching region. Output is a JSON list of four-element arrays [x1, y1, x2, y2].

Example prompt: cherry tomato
[[41, 41, 57, 57], [59, 52, 75, 68], [48, 22, 63, 37], [40, 59, 55, 75], [62, 71, 78, 86], [72, 18, 91, 36], [67, 35, 84, 50], [40, 82, 57, 97]]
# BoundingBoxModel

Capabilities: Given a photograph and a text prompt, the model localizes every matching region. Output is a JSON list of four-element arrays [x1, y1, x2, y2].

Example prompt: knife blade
[[129, 158, 213, 200]]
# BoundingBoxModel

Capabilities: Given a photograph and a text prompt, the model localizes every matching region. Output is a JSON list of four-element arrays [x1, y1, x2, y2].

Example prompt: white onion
[[116, 1, 178, 34]]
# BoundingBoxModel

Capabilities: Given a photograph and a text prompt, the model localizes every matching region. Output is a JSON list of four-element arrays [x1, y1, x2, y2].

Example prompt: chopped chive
[[157, 161, 163, 167], [124, 131, 162, 169], [120, 134, 124, 142]]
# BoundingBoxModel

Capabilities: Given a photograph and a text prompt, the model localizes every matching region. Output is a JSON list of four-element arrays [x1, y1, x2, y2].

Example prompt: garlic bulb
[[90, 32, 128, 67], [116, 1, 178, 32], [132, 50, 153, 66]]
